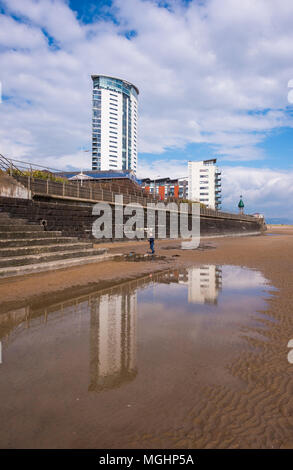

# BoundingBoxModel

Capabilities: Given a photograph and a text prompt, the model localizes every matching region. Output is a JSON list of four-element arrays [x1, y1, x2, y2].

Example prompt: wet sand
[[1, 227, 293, 448]]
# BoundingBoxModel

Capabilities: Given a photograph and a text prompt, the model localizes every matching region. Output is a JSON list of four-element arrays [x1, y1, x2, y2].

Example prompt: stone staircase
[[0, 211, 114, 279]]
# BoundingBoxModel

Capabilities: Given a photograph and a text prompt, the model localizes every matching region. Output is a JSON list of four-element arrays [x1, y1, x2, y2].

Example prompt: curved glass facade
[[92, 76, 138, 99]]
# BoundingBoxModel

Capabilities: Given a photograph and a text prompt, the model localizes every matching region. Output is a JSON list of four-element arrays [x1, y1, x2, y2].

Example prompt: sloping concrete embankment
[[0, 173, 31, 199], [0, 173, 265, 240], [0, 194, 265, 241], [0, 208, 117, 280]]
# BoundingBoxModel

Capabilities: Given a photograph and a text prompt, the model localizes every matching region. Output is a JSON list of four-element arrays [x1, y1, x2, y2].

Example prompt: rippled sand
[[1, 227, 293, 449]]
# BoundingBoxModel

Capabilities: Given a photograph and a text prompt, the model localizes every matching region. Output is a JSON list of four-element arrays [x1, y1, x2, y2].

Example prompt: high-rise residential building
[[188, 159, 221, 209], [91, 75, 139, 173]]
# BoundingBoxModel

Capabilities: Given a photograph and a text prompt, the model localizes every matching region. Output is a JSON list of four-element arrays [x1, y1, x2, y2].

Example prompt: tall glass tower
[[91, 75, 139, 173]]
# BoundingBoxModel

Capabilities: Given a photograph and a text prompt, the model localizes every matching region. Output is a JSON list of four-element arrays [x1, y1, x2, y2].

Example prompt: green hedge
[[7, 169, 67, 183]]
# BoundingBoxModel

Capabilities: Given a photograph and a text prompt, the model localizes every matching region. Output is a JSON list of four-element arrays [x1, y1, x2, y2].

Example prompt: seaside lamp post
[[238, 195, 245, 215]]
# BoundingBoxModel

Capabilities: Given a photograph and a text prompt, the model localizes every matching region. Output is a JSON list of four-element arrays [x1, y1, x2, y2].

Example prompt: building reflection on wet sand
[[158, 265, 222, 304], [89, 290, 137, 391], [0, 265, 223, 392]]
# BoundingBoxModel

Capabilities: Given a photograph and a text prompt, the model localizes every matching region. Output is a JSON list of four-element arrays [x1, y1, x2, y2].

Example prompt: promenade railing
[[12, 174, 257, 222], [1, 155, 259, 223]]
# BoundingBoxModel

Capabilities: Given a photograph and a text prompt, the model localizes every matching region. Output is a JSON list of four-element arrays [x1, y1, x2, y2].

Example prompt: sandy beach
[[1, 227, 293, 449]]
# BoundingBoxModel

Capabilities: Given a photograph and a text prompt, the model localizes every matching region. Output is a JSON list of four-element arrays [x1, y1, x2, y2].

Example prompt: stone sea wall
[[0, 194, 266, 241]]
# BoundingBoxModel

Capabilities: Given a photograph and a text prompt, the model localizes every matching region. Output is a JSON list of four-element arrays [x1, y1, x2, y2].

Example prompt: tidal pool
[[0, 265, 275, 448]]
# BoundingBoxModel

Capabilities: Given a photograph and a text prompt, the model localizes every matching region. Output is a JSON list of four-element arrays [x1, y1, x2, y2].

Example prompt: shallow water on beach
[[0, 265, 275, 448], [265, 233, 285, 236]]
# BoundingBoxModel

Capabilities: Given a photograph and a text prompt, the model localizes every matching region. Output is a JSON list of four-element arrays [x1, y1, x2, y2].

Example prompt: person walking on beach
[[147, 228, 155, 254]]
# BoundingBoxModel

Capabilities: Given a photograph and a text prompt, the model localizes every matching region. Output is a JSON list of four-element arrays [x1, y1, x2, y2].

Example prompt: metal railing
[[0, 154, 26, 176], [1, 155, 260, 223], [0, 154, 61, 176], [15, 175, 154, 207], [10, 175, 258, 222]]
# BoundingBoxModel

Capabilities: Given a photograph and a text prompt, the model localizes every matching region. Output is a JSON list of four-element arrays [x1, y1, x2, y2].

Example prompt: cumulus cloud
[[222, 167, 293, 218], [137, 158, 187, 180], [0, 0, 293, 217], [138, 159, 293, 219]]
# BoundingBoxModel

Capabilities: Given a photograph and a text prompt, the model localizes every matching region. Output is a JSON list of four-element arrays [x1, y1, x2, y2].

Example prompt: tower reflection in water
[[0, 265, 222, 392], [158, 265, 222, 305], [88, 265, 222, 391], [89, 288, 138, 392], [187, 265, 222, 304]]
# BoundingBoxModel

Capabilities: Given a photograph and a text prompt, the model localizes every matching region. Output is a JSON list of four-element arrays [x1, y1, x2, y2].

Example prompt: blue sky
[[0, 0, 293, 219]]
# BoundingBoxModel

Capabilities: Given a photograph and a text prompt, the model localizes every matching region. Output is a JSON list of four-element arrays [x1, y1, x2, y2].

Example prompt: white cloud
[[137, 158, 188, 180], [0, 0, 293, 161], [0, 0, 293, 217], [138, 159, 293, 219], [222, 166, 293, 218], [0, 14, 47, 49], [2, 0, 84, 44]]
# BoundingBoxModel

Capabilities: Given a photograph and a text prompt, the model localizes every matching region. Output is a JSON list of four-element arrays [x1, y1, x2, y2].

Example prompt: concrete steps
[[0, 242, 94, 257], [0, 230, 63, 239], [0, 199, 95, 239], [0, 224, 44, 232], [0, 253, 118, 279], [0, 211, 112, 279], [0, 237, 81, 248], [0, 217, 30, 225], [0, 247, 107, 268]]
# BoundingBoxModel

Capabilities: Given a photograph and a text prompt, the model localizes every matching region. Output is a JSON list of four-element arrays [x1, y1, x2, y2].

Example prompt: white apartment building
[[188, 159, 221, 209], [91, 75, 139, 173]]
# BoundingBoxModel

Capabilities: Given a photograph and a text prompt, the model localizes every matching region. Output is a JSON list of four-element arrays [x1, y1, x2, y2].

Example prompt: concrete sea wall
[[0, 194, 266, 241], [0, 174, 31, 199]]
